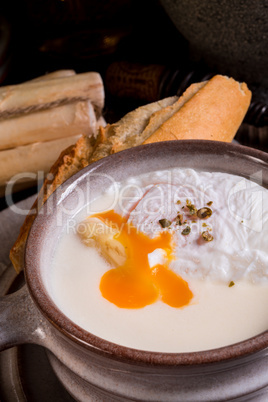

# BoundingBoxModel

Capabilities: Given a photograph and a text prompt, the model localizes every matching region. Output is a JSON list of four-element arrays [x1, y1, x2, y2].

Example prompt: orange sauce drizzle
[[95, 210, 193, 309]]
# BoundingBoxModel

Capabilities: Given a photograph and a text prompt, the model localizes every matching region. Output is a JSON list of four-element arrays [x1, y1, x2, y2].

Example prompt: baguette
[[10, 75, 252, 273], [144, 75, 251, 144], [89, 76, 251, 164], [90, 82, 206, 162]]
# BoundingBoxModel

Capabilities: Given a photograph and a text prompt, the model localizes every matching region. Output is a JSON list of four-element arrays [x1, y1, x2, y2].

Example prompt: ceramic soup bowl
[[1, 140, 268, 401]]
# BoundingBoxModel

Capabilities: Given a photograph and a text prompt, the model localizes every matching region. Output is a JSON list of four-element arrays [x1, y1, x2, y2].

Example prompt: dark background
[[0, 0, 187, 92], [1, 0, 267, 117]]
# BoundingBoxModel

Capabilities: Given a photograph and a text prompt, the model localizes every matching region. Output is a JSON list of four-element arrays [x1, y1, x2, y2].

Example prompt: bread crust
[[89, 96, 178, 163], [144, 75, 251, 144]]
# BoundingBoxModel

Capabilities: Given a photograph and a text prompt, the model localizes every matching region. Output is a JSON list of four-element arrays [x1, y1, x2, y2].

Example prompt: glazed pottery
[[1, 140, 268, 401], [160, 0, 268, 92]]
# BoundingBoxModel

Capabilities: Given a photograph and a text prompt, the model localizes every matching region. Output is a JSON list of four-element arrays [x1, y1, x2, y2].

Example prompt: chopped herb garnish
[[182, 226, 191, 235], [159, 218, 171, 228], [187, 205, 197, 215], [229, 281, 235, 287], [184, 199, 197, 216], [202, 222, 208, 227], [175, 214, 183, 226], [176, 200, 181, 204], [197, 207, 212, 219], [201, 230, 213, 242], [207, 201, 213, 206]]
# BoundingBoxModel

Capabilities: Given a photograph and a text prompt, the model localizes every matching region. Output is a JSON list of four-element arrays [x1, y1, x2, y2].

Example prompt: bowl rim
[[25, 140, 268, 366]]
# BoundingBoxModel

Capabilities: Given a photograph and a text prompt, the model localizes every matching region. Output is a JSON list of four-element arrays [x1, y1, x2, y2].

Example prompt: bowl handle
[[0, 284, 46, 351]]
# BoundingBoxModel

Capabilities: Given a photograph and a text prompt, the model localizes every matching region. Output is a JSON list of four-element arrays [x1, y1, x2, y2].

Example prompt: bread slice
[[10, 75, 252, 273], [89, 96, 178, 163]]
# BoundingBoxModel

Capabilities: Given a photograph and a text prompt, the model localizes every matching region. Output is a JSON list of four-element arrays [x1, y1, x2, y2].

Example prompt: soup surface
[[48, 168, 268, 352]]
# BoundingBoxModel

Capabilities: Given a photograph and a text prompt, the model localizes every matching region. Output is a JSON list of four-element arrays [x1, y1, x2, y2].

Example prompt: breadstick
[[0, 135, 82, 189], [0, 71, 104, 119], [0, 100, 96, 150]]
